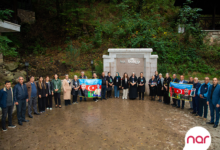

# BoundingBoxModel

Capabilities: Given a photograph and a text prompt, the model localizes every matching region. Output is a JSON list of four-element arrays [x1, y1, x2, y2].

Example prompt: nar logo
[[184, 126, 211, 150]]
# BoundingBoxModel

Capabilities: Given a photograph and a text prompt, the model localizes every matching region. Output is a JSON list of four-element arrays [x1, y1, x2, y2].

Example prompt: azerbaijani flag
[[169, 82, 193, 96], [79, 79, 102, 98]]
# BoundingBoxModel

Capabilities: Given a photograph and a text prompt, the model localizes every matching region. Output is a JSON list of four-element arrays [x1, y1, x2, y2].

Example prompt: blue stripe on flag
[[170, 82, 193, 90], [79, 79, 102, 85]]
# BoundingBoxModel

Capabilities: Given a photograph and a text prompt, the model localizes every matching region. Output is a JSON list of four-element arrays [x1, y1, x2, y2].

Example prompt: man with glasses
[[13, 76, 29, 125]]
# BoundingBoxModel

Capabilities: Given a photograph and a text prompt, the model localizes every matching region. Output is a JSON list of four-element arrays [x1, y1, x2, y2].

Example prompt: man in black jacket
[[13, 76, 29, 125], [171, 74, 179, 107], [99, 72, 107, 100]]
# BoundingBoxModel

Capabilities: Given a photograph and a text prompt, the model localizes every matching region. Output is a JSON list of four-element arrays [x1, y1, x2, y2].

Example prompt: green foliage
[[0, 9, 13, 21], [65, 41, 80, 71], [94, 60, 103, 76], [0, 36, 17, 57], [80, 42, 94, 53]]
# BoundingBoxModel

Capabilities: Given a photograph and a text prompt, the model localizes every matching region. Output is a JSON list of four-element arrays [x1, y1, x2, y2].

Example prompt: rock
[[4, 74, 14, 81], [14, 70, 27, 82], [4, 70, 11, 75], [4, 62, 19, 71]]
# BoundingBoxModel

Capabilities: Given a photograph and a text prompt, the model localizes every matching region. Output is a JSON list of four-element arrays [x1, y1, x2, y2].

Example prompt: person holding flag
[[92, 73, 99, 102], [171, 74, 179, 107], [197, 77, 210, 120], [191, 77, 201, 115], [177, 75, 188, 109]]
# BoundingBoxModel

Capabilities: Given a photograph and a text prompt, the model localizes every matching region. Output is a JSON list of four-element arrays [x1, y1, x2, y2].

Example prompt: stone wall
[[203, 30, 220, 45], [17, 9, 35, 24]]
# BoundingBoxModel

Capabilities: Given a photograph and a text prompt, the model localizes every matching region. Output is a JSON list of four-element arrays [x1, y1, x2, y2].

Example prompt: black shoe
[[80, 101, 82, 102], [176, 106, 180, 108], [29, 115, 33, 118], [34, 112, 40, 115], [100, 99, 102, 100], [139, 98, 141, 100], [188, 108, 193, 110], [18, 122, 23, 126], [181, 107, 184, 109], [142, 98, 144, 100], [213, 124, 218, 128], [206, 122, 214, 124], [172, 105, 176, 107], [104, 98, 107, 100], [195, 114, 199, 116], [22, 120, 29, 122]]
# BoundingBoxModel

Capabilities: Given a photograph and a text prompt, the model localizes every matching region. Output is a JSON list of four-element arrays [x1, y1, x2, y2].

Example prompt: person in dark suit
[[13, 76, 29, 126], [79, 83, 88, 98], [206, 78, 220, 128], [163, 73, 171, 104], [191, 77, 201, 115], [171, 74, 179, 107], [138, 72, 146, 100]]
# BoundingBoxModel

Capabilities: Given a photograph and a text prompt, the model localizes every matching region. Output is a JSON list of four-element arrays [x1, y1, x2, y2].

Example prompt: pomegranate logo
[[184, 126, 211, 150]]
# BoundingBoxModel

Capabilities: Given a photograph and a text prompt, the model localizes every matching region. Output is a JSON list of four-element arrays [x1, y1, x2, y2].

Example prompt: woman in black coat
[[122, 73, 129, 99], [163, 73, 171, 104], [157, 73, 164, 102], [45, 76, 54, 110], [149, 75, 157, 100], [71, 75, 80, 104], [106, 72, 113, 98], [129, 72, 138, 100], [138, 72, 146, 100], [37, 76, 48, 113], [113, 72, 121, 98]]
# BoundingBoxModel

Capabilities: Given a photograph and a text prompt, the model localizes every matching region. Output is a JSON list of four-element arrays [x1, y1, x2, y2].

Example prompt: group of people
[[0, 71, 220, 132], [149, 71, 220, 128]]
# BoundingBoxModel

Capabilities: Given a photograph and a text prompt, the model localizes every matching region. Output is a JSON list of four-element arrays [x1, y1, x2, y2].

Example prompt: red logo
[[187, 136, 209, 144]]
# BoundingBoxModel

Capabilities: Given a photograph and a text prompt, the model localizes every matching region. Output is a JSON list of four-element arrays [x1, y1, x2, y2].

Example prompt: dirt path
[[0, 97, 219, 150]]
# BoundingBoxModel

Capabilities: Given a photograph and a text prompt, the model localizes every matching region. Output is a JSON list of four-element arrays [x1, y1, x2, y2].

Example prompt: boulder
[[5, 62, 19, 71], [4, 73, 14, 81]]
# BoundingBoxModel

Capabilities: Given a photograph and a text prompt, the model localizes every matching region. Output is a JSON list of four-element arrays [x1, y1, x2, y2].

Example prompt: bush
[[94, 60, 103, 76], [0, 36, 17, 57]]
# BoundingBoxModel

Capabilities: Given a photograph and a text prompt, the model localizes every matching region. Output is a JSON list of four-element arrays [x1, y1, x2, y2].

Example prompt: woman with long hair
[[113, 72, 121, 98], [71, 75, 80, 104], [106, 72, 113, 99], [37, 76, 48, 113], [129, 72, 138, 100], [45, 76, 53, 110], [138, 72, 146, 100], [62, 74, 72, 106], [122, 72, 129, 99]]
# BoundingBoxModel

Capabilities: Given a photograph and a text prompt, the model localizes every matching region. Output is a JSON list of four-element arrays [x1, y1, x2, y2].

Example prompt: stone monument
[[103, 48, 158, 95]]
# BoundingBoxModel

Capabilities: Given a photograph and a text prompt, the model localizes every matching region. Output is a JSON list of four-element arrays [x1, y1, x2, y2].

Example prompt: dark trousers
[[2, 105, 13, 129], [16, 100, 26, 123], [173, 98, 177, 105], [28, 96, 38, 116], [198, 98, 208, 118], [46, 95, 53, 108], [178, 100, 185, 108], [101, 85, 106, 99], [54, 93, 61, 105], [80, 97, 86, 101], [72, 91, 78, 102], [210, 102, 220, 125], [107, 90, 112, 98], [38, 97, 46, 112], [193, 96, 199, 113], [139, 92, 144, 99], [65, 100, 71, 106]]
